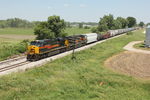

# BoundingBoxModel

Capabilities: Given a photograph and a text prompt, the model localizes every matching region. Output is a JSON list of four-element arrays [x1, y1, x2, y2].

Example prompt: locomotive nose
[[28, 45, 40, 54], [31, 46, 36, 52], [31, 46, 36, 49], [28, 45, 36, 54]]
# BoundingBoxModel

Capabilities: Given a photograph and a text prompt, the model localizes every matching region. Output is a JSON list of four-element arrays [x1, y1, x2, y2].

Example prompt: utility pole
[[71, 34, 76, 60]]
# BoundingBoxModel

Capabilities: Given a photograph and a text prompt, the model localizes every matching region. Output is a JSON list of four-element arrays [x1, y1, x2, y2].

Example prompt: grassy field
[[0, 40, 27, 61], [0, 30, 149, 100], [0, 28, 34, 35], [0, 27, 91, 42], [0, 28, 91, 36], [0, 37, 29, 61], [65, 28, 91, 35], [0, 28, 91, 61]]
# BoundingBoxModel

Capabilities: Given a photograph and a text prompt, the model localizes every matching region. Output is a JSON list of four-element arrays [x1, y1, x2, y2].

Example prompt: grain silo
[[145, 26, 150, 47]]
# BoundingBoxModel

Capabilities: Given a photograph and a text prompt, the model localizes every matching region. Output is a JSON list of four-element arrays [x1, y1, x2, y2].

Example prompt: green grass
[[0, 41, 27, 61], [0, 28, 34, 35], [134, 42, 150, 51], [0, 30, 149, 100], [65, 28, 91, 35], [0, 27, 91, 36]]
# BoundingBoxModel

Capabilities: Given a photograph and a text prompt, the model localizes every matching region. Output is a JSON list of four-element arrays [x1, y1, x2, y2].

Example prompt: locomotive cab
[[27, 40, 44, 61], [27, 39, 64, 61], [28, 40, 43, 54]]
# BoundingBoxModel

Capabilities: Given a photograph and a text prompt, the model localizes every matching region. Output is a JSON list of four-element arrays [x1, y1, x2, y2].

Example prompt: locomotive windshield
[[30, 41, 43, 47]]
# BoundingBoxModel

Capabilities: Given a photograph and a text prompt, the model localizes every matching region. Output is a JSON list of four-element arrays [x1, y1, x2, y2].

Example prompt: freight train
[[27, 28, 136, 61]]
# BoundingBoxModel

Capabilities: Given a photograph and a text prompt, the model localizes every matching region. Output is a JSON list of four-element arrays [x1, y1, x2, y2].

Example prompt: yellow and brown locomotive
[[27, 35, 87, 61]]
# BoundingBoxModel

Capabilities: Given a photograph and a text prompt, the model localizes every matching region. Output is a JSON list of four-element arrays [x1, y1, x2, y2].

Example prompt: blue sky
[[0, 0, 149, 23]]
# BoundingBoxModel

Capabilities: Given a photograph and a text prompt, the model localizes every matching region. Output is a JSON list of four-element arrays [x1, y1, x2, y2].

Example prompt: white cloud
[[63, 4, 70, 7], [79, 4, 87, 8], [48, 6, 53, 9]]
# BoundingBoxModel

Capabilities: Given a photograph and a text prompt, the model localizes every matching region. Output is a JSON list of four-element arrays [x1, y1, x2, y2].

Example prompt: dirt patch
[[105, 51, 150, 79]]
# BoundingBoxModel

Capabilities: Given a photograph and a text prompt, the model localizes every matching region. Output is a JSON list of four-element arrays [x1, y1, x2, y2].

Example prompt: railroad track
[[0, 56, 26, 65], [0, 61, 30, 72]]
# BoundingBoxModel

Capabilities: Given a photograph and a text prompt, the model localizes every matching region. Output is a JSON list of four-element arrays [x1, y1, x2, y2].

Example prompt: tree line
[[34, 15, 147, 39], [91, 14, 139, 33], [0, 18, 41, 28], [0, 18, 98, 29], [0, 15, 146, 30], [0, 15, 146, 40]]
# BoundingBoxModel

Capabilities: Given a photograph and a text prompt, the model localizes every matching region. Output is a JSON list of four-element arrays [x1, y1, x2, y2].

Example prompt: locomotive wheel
[[60, 48, 66, 53], [66, 47, 71, 51], [33, 55, 40, 61], [27, 55, 30, 60]]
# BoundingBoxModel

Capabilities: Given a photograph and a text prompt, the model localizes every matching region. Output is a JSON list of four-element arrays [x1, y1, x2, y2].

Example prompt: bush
[[84, 26, 90, 29], [127, 32, 133, 35], [0, 40, 29, 60], [15, 40, 29, 53], [91, 27, 98, 33], [15, 44, 26, 53]]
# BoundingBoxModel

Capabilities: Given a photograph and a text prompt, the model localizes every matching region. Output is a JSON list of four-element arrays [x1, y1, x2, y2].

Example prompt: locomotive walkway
[[123, 41, 150, 54]]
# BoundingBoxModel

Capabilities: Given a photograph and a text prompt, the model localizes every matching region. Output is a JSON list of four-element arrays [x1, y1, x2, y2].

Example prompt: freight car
[[27, 28, 136, 61], [82, 33, 99, 43]]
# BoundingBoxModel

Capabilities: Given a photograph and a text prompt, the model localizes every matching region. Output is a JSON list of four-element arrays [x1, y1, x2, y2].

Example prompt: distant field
[[0, 28, 91, 41], [0, 28, 35, 42], [0, 27, 91, 36], [65, 28, 91, 35], [1, 30, 149, 100], [0, 28, 34, 35]]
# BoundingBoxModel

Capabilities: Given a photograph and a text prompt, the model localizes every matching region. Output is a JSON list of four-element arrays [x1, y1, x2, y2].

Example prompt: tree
[[34, 15, 66, 39], [127, 17, 136, 28], [84, 26, 90, 29], [139, 22, 144, 27], [0, 20, 7, 28], [47, 16, 66, 37], [91, 27, 98, 33], [0, 18, 33, 28], [116, 17, 128, 28], [103, 14, 114, 29], [32, 21, 41, 27], [98, 21, 108, 32], [97, 14, 114, 32], [79, 23, 83, 28], [147, 23, 150, 26], [66, 22, 71, 28], [111, 19, 122, 30], [34, 22, 54, 39]]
